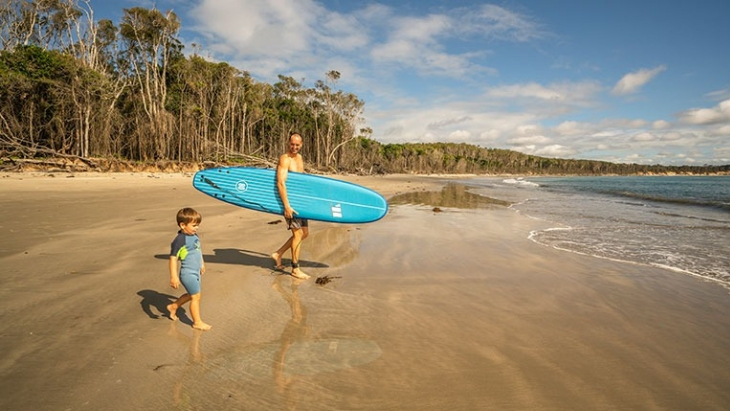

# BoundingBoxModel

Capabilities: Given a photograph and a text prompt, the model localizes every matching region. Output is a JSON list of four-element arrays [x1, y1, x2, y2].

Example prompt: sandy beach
[[1, 171, 730, 411]]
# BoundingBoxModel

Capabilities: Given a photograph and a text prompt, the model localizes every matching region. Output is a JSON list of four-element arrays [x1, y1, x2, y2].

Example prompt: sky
[[93, 0, 730, 166]]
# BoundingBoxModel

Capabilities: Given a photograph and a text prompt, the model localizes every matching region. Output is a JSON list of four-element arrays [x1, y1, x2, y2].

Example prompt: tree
[[118, 6, 181, 160]]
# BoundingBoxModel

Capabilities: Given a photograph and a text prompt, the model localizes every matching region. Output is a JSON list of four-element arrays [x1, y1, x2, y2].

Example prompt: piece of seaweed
[[315, 275, 342, 285]]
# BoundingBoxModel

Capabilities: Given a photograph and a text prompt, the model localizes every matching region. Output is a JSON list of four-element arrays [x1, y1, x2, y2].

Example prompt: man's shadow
[[137, 289, 192, 326], [154, 249, 328, 270]]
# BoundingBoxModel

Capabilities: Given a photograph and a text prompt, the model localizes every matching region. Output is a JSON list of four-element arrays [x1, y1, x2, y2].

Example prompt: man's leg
[[290, 227, 310, 279], [272, 236, 293, 270]]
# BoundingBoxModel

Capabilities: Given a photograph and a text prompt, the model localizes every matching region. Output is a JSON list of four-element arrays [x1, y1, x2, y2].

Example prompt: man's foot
[[193, 322, 212, 331], [291, 269, 311, 280], [271, 252, 285, 270], [166, 304, 179, 321]]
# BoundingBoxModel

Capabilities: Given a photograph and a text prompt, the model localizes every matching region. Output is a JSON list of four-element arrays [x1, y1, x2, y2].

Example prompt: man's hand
[[284, 206, 297, 219]]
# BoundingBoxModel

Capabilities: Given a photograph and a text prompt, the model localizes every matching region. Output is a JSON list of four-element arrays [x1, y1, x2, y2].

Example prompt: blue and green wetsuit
[[170, 231, 203, 295]]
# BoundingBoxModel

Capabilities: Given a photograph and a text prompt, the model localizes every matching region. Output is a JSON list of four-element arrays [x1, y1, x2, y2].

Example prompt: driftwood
[[0, 141, 278, 173]]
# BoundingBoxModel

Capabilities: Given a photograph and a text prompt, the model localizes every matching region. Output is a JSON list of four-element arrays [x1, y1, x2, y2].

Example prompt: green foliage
[[0, 45, 69, 80], [381, 144, 404, 160]]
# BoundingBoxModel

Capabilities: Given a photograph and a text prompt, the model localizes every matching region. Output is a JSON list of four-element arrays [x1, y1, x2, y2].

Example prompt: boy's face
[[179, 222, 199, 235]]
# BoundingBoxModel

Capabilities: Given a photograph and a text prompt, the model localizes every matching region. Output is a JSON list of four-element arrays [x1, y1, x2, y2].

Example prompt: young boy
[[167, 207, 211, 331]]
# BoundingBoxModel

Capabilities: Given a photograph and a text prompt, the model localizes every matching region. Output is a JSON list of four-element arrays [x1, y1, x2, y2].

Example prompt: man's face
[[289, 137, 302, 154]]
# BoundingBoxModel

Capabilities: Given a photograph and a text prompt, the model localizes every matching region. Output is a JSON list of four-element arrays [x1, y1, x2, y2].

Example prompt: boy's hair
[[176, 207, 202, 226]]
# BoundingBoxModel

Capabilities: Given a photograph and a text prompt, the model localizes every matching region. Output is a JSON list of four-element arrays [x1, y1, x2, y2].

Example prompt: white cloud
[[661, 131, 683, 141], [427, 116, 472, 130], [188, 0, 372, 81], [630, 132, 657, 142], [678, 99, 730, 125], [508, 134, 551, 145], [370, 4, 545, 78], [713, 145, 730, 159], [555, 121, 593, 136], [611, 65, 667, 96], [533, 144, 576, 157], [448, 130, 472, 140], [624, 153, 651, 163], [706, 88, 730, 101], [190, 0, 320, 56], [458, 4, 545, 42], [484, 81, 602, 113], [708, 124, 730, 137], [652, 120, 671, 129], [486, 82, 562, 101], [370, 14, 482, 77], [479, 129, 501, 141]]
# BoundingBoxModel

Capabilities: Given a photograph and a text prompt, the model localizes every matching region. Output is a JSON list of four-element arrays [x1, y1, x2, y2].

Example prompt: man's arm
[[276, 155, 296, 218]]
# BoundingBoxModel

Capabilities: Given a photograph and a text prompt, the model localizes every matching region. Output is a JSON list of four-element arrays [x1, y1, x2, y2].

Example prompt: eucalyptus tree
[[0, 0, 61, 48], [327, 90, 364, 168], [314, 69, 341, 167], [272, 74, 310, 155], [240, 78, 272, 157], [118, 6, 181, 160]]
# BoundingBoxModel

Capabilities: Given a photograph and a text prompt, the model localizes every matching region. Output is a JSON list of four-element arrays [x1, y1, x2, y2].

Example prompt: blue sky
[[94, 0, 730, 166]]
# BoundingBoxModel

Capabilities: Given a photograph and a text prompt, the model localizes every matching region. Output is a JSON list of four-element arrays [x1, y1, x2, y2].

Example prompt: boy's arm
[[169, 256, 180, 289], [200, 257, 206, 275]]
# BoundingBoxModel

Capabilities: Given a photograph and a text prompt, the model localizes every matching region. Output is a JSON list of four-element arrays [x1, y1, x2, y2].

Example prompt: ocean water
[[463, 176, 730, 290]]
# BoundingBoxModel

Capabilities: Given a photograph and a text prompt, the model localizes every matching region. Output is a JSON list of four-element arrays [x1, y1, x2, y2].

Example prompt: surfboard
[[192, 167, 388, 223]]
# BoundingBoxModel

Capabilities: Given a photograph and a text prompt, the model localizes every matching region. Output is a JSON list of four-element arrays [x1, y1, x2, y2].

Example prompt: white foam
[[502, 177, 540, 187]]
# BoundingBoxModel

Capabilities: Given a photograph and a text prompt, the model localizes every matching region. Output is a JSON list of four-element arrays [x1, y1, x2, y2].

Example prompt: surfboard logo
[[236, 180, 248, 192], [331, 204, 342, 218]]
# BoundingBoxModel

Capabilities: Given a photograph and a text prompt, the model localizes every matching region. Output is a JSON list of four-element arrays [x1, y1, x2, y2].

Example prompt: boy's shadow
[[137, 289, 192, 325], [154, 249, 328, 270]]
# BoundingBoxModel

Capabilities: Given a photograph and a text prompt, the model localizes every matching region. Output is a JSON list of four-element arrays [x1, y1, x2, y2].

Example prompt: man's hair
[[176, 207, 202, 225], [290, 133, 302, 141]]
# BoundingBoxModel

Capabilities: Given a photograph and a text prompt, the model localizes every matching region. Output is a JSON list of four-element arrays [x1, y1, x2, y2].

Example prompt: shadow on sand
[[137, 289, 193, 326], [154, 249, 328, 270]]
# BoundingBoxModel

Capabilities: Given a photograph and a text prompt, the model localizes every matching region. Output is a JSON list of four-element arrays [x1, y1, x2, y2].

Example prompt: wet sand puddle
[[388, 183, 511, 210]]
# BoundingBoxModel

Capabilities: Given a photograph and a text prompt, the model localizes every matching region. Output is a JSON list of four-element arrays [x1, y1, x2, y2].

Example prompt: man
[[271, 133, 311, 280]]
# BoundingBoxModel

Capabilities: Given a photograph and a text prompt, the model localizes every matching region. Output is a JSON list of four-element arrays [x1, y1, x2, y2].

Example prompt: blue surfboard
[[192, 167, 388, 223]]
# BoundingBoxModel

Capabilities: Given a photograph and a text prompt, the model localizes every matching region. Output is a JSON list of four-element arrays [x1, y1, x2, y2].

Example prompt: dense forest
[[1, 0, 728, 176]]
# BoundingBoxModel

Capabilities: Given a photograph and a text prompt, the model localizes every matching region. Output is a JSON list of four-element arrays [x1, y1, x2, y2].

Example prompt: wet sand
[[1, 172, 730, 410]]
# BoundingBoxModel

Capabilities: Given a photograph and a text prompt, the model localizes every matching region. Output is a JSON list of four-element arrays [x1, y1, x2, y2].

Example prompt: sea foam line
[[527, 228, 730, 292]]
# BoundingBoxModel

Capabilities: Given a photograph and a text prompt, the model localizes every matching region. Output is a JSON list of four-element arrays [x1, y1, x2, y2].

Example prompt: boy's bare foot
[[166, 304, 179, 321], [193, 322, 212, 331], [271, 252, 285, 270], [291, 270, 310, 280]]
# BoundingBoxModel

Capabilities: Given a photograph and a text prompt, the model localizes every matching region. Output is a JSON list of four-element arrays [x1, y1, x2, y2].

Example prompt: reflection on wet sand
[[304, 226, 362, 271], [388, 183, 511, 209], [270, 284, 382, 369], [271, 275, 309, 410], [269, 276, 383, 409], [170, 324, 204, 407], [170, 275, 382, 409]]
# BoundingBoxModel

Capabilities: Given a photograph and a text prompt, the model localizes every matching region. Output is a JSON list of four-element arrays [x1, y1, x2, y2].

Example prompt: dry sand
[[1, 171, 730, 410]]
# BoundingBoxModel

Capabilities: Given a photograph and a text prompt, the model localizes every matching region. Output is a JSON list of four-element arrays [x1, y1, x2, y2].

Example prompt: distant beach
[[2, 172, 730, 410]]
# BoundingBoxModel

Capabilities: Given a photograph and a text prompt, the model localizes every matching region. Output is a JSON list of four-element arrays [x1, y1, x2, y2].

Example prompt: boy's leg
[[167, 293, 191, 321], [189, 293, 211, 331]]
